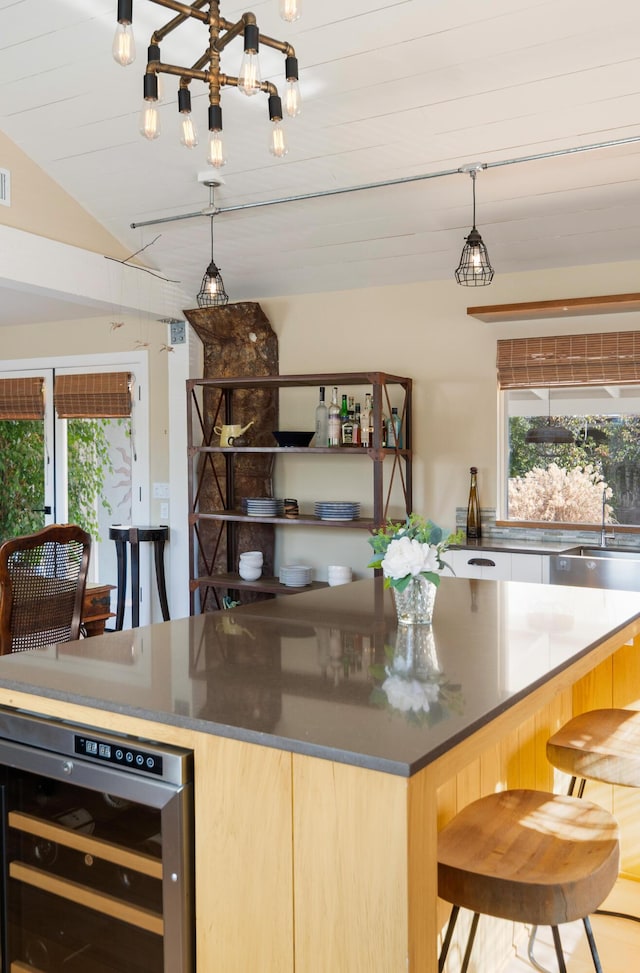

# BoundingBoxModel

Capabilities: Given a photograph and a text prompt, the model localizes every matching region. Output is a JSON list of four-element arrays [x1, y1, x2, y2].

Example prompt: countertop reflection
[[0, 578, 638, 776]]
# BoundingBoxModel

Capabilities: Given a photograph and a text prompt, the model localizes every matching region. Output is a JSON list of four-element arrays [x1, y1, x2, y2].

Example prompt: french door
[[0, 356, 149, 626]]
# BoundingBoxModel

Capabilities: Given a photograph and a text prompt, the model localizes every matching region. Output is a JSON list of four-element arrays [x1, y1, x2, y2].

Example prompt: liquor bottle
[[466, 466, 481, 539], [387, 407, 402, 448], [328, 387, 341, 446], [361, 393, 372, 448], [340, 394, 354, 445], [353, 402, 362, 446], [314, 386, 328, 447]]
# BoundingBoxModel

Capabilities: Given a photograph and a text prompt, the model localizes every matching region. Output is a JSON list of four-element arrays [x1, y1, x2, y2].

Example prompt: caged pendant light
[[455, 165, 494, 286], [197, 213, 229, 307]]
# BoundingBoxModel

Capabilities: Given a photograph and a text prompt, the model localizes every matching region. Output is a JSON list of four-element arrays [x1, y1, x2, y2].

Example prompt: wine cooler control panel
[[75, 734, 164, 776]]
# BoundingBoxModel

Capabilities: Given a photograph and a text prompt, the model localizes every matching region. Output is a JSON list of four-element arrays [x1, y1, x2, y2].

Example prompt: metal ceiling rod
[[130, 133, 640, 229]]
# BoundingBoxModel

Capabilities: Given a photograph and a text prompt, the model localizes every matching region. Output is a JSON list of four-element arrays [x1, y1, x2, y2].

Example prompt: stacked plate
[[314, 501, 361, 521], [279, 564, 314, 587], [242, 498, 284, 517]]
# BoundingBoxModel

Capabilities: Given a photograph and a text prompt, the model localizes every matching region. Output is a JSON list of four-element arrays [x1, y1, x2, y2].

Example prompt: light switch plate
[[170, 320, 186, 344], [153, 482, 170, 499]]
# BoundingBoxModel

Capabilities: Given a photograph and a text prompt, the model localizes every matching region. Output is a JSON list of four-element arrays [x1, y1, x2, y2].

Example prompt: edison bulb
[[280, 0, 301, 22], [179, 114, 198, 149], [139, 102, 160, 140], [285, 79, 301, 117], [207, 130, 227, 168], [112, 24, 135, 66], [238, 52, 261, 95], [269, 121, 288, 158]]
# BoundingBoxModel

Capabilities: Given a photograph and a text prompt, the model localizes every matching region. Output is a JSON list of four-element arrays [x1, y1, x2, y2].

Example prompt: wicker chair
[[0, 524, 91, 654]]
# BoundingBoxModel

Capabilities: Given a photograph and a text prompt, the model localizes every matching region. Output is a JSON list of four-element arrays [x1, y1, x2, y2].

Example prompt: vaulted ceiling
[[2, 0, 640, 316]]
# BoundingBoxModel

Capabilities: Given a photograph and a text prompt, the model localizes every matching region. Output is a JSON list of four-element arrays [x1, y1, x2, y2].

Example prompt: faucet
[[600, 487, 614, 547]]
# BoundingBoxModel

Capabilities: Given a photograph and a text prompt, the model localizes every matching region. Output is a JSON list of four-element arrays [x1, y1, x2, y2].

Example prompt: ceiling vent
[[0, 168, 10, 206]]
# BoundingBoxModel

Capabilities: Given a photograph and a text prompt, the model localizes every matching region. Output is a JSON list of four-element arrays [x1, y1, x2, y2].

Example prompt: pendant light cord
[[471, 169, 477, 230]]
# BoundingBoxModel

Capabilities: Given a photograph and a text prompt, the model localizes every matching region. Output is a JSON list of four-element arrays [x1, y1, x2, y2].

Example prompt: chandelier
[[113, 0, 302, 166]]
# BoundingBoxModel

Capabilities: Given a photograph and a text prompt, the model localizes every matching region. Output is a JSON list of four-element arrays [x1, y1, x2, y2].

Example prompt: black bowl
[[272, 430, 314, 448]]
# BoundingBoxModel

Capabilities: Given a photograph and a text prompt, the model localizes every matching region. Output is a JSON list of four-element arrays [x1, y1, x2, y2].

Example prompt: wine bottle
[[360, 394, 372, 448], [314, 386, 328, 447], [353, 402, 362, 446], [466, 466, 481, 539], [328, 387, 341, 446]]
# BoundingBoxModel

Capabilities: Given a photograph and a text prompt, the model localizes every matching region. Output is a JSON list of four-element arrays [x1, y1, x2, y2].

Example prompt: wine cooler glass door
[[0, 730, 193, 972]]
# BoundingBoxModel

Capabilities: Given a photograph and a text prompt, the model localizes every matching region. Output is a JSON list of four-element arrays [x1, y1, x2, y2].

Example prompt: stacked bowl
[[327, 565, 353, 586], [239, 551, 263, 581]]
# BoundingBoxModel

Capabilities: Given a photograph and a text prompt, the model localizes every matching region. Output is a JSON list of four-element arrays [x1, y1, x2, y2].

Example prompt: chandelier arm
[[150, 61, 210, 83], [213, 19, 245, 50], [257, 33, 296, 58], [148, 0, 208, 34]]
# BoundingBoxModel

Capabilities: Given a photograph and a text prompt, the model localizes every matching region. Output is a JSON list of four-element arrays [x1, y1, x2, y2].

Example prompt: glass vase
[[391, 576, 437, 625]]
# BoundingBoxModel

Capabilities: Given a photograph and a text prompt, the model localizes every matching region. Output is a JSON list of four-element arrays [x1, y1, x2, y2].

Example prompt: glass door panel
[[0, 368, 54, 542]]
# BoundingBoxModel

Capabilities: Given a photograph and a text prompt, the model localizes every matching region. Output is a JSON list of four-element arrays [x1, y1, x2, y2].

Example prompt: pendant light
[[197, 214, 228, 308], [525, 390, 573, 444], [455, 164, 494, 286]]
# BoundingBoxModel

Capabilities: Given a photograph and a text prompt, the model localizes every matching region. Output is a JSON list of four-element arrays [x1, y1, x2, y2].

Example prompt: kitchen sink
[[550, 546, 640, 591], [563, 545, 640, 560]]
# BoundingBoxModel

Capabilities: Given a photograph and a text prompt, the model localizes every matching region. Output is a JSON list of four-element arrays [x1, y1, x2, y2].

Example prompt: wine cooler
[[0, 707, 193, 972]]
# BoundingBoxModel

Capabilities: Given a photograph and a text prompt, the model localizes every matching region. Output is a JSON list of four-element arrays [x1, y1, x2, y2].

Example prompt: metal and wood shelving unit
[[187, 371, 412, 613]]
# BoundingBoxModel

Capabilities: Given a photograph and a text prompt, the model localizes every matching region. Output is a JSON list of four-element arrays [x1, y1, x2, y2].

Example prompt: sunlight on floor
[[501, 879, 640, 973]]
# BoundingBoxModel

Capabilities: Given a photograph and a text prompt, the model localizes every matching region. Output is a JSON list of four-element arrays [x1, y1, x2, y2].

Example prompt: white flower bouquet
[[367, 513, 463, 591]]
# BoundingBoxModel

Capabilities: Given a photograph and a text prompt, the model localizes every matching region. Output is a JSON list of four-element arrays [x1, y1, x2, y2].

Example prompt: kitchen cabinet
[[186, 372, 412, 612], [451, 548, 547, 583]]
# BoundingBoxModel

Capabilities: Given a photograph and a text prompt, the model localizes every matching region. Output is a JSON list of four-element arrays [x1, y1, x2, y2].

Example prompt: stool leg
[[113, 539, 127, 631], [153, 538, 170, 621], [460, 913, 479, 973], [527, 926, 554, 973], [550, 927, 567, 973], [582, 916, 605, 973], [130, 529, 140, 629], [438, 905, 460, 973]]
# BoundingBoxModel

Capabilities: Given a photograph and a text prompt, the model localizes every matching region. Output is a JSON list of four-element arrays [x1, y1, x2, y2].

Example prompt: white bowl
[[239, 564, 262, 581]]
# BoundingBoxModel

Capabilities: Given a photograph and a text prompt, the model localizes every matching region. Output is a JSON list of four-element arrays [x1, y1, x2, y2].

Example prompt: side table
[[109, 525, 170, 629]]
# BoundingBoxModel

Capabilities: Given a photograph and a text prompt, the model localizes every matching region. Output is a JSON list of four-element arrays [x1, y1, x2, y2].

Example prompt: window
[[498, 333, 640, 528]]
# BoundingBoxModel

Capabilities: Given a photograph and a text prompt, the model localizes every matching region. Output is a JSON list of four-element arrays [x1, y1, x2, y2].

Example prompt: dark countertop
[[0, 577, 638, 778], [451, 538, 580, 554]]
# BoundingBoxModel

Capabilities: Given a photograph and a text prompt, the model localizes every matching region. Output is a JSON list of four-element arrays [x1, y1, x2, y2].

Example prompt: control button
[[135, 754, 144, 766], [125, 751, 134, 763], [115, 749, 124, 761], [146, 757, 155, 769]]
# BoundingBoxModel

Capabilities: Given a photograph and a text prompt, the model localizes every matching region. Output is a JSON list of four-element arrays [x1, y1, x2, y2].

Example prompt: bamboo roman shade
[[54, 372, 132, 418], [0, 377, 45, 419], [497, 332, 640, 389]]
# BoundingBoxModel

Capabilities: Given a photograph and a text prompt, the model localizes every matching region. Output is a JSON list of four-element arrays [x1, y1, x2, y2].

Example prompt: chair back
[[0, 524, 91, 654]]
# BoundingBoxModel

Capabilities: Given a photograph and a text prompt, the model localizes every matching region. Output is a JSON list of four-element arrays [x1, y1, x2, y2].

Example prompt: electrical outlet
[[160, 502, 169, 520]]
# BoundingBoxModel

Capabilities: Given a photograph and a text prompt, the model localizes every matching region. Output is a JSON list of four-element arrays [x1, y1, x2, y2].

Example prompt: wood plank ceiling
[[1, 0, 640, 315]]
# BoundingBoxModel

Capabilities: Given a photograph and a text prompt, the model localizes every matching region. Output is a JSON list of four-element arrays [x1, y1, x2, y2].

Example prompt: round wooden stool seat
[[547, 708, 640, 788], [438, 789, 619, 927]]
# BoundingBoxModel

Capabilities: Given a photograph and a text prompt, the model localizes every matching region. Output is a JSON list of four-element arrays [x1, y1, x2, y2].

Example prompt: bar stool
[[438, 789, 619, 973], [109, 525, 170, 629], [546, 707, 640, 925]]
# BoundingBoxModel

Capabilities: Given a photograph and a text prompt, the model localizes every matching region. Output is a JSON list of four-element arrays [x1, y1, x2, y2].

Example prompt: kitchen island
[[0, 576, 638, 971]]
